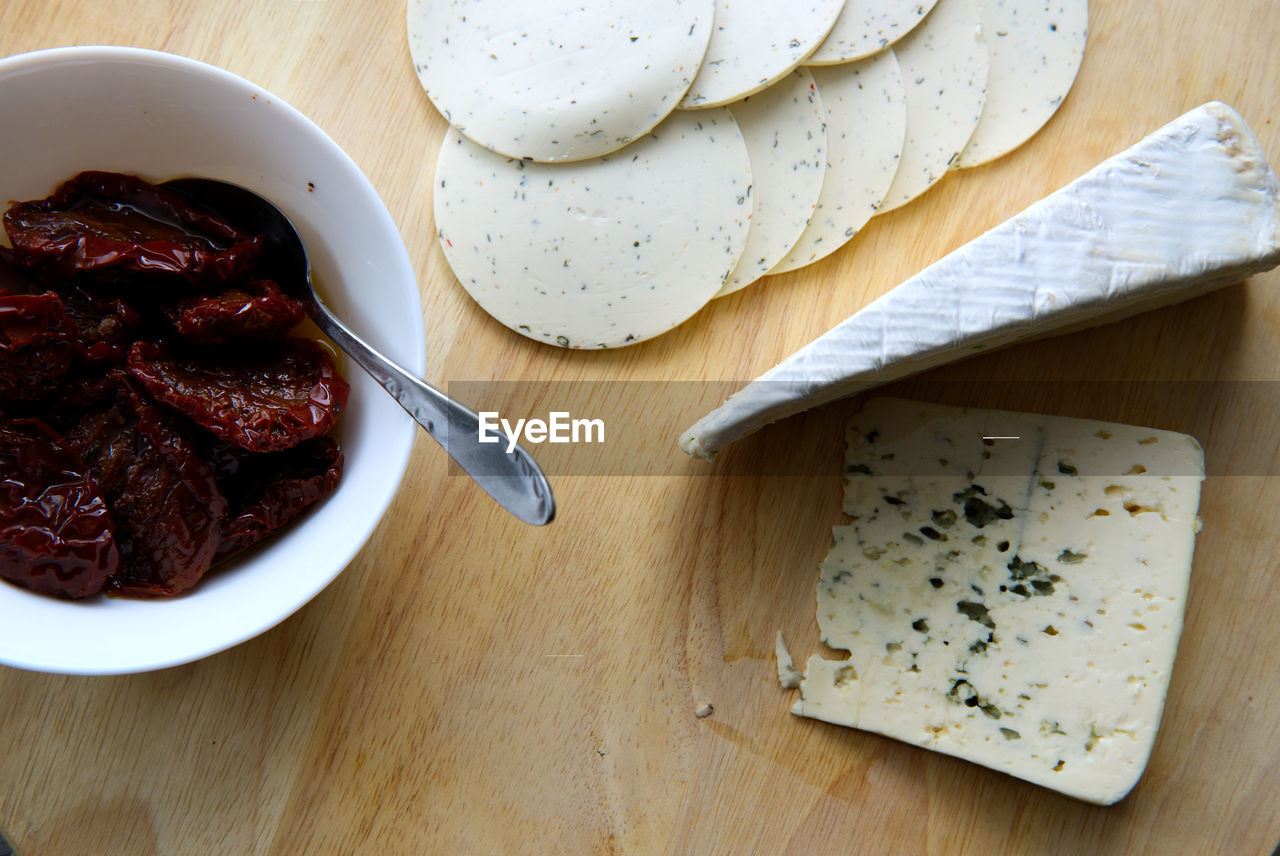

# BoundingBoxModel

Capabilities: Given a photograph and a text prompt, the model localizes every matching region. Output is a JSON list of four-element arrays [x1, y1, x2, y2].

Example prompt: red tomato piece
[[0, 290, 79, 401], [2, 171, 263, 285], [127, 338, 349, 453], [169, 279, 305, 344], [213, 435, 344, 562], [63, 381, 228, 597], [0, 417, 120, 599]]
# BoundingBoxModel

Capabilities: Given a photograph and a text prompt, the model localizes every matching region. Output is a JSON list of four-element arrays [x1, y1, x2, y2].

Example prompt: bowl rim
[[0, 44, 427, 675]]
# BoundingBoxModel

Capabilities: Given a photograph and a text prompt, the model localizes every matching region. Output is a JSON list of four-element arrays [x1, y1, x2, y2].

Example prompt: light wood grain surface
[[2, 1, 1278, 854]]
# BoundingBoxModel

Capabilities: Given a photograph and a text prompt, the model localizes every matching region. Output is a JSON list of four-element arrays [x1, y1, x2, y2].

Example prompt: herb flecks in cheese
[[679, 0, 845, 109], [434, 109, 751, 348], [958, 0, 1089, 167], [789, 398, 1205, 805], [768, 50, 907, 274], [408, 0, 715, 162], [719, 68, 828, 297], [878, 0, 989, 211], [806, 0, 941, 64]]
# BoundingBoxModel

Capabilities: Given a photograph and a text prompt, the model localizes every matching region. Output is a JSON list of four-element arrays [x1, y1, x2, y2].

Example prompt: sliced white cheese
[[434, 109, 751, 348], [878, 0, 989, 211], [957, 0, 1089, 168], [790, 397, 1205, 805], [679, 0, 846, 109], [407, 0, 714, 162], [768, 50, 907, 275], [679, 102, 1280, 459], [719, 68, 828, 297], [806, 0, 939, 64]]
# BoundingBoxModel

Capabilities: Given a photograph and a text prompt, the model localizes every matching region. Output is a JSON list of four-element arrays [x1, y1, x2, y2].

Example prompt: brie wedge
[[788, 397, 1205, 805], [680, 102, 1280, 460]]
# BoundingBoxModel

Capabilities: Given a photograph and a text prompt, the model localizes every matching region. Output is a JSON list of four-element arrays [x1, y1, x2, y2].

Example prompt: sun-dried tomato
[[0, 416, 120, 599], [127, 338, 348, 453], [213, 436, 344, 562], [0, 290, 79, 401], [63, 380, 227, 597], [60, 287, 143, 366], [168, 278, 305, 345], [1, 172, 349, 601], [3, 171, 263, 285]]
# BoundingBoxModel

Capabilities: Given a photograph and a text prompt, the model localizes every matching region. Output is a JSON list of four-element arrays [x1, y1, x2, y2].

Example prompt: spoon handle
[[306, 300, 556, 526]]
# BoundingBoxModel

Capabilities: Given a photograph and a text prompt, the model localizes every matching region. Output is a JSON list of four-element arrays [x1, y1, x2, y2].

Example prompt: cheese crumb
[[775, 631, 804, 689]]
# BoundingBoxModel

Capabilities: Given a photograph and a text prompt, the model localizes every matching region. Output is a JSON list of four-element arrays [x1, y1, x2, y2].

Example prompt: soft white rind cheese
[[790, 397, 1205, 805], [679, 102, 1280, 459]]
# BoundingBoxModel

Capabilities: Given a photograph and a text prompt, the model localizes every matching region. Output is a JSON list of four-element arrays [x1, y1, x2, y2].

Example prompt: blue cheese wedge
[[434, 109, 751, 348], [407, 0, 714, 162], [957, 0, 1089, 168], [680, 101, 1280, 459], [788, 397, 1205, 804], [679, 0, 846, 109]]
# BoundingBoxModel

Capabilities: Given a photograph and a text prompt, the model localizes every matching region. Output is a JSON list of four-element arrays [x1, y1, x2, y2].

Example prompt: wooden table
[[2, 1, 1278, 853]]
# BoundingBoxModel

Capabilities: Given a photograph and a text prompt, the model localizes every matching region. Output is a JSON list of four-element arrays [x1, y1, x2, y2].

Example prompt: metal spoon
[[163, 178, 555, 526]]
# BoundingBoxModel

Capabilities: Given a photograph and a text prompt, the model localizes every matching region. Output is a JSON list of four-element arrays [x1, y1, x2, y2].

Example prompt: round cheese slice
[[679, 0, 846, 109], [806, 0, 940, 64], [434, 110, 752, 348], [957, 0, 1088, 168], [768, 50, 906, 275], [718, 68, 828, 297], [407, 0, 715, 163], [877, 0, 989, 212]]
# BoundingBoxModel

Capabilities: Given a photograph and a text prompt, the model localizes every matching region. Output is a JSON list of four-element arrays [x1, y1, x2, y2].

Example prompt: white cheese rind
[[679, 101, 1280, 459], [719, 69, 828, 297], [768, 50, 907, 275], [806, 0, 939, 64], [957, 0, 1089, 168], [407, 0, 714, 162], [877, 0, 989, 211], [435, 109, 751, 348], [679, 0, 846, 109], [791, 397, 1205, 804]]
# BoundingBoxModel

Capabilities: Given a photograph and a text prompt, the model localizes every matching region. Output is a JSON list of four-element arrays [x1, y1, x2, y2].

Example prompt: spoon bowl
[[164, 177, 555, 526]]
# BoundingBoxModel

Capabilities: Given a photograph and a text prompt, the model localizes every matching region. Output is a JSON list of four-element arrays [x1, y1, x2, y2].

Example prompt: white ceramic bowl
[[0, 46, 425, 674]]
